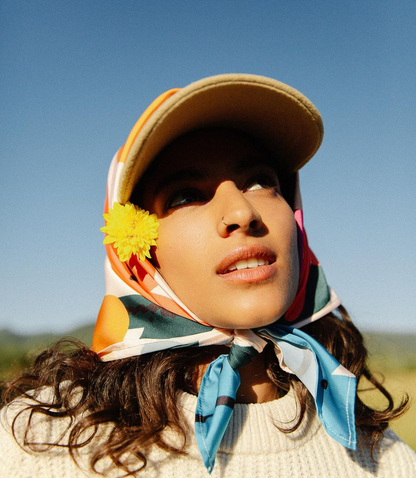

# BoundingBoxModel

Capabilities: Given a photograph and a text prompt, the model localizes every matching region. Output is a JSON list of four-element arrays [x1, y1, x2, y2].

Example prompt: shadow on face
[[130, 128, 300, 329]]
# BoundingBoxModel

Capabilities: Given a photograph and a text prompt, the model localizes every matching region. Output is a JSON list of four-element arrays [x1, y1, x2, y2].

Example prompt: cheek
[[289, 222, 300, 276], [287, 219, 300, 291], [266, 206, 300, 294], [288, 244, 300, 298], [152, 216, 205, 289]]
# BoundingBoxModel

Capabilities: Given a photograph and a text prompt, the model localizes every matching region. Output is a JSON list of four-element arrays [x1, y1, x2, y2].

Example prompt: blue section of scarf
[[195, 325, 357, 473]]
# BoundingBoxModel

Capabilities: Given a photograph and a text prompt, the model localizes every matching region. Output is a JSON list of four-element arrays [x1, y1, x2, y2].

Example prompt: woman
[[1, 74, 415, 477]]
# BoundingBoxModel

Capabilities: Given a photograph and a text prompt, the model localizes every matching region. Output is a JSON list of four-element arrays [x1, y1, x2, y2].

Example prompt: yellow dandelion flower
[[100, 202, 159, 262]]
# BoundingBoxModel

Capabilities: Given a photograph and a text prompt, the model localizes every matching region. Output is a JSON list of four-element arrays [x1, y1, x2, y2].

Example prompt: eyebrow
[[152, 168, 206, 198], [235, 155, 277, 174], [152, 155, 278, 197]]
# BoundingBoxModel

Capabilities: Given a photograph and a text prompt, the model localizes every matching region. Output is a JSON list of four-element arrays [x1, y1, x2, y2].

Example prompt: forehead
[[156, 127, 273, 170], [132, 128, 276, 200]]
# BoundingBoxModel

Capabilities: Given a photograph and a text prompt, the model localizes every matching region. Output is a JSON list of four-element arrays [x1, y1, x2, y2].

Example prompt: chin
[[206, 308, 287, 330], [186, 288, 297, 330]]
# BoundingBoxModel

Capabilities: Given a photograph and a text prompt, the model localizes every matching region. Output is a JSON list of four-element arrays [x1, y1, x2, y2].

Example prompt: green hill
[[0, 324, 415, 381], [0, 325, 416, 380], [0, 324, 94, 381], [0, 324, 94, 349], [363, 332, 416, 371]]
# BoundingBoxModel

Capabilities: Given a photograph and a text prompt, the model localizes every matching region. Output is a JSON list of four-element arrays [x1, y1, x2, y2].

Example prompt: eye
[[244, 174, 280, 193], [166, 189, 205, 209]]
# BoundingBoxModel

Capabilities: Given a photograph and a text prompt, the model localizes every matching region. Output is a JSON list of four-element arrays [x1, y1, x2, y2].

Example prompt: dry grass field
[[387, 371, 416, 451], [359, 368, 416, 452]]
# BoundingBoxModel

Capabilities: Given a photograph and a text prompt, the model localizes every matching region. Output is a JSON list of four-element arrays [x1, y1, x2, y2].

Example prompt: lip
[[216, 245, 277, 283]]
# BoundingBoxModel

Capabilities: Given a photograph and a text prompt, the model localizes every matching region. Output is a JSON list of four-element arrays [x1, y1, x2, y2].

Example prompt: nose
[[214, 181, 263, 237]]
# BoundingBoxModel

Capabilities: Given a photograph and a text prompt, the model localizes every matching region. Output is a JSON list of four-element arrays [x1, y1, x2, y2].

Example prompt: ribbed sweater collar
[[179, 390, 321, 455]]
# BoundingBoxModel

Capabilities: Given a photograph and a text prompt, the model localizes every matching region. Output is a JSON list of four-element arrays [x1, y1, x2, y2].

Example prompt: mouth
[[217, 245, 276, 282]]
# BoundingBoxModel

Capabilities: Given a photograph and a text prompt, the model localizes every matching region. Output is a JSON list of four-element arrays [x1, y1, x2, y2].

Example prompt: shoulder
[[1, 386, 77, 445], [373, 428, 416, 474], [301, 425, 416, 477], [0, 388, 99, 478]]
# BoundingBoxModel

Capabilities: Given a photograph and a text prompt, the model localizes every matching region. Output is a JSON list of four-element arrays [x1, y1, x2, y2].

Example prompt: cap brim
[[120, 74, 323, 204]]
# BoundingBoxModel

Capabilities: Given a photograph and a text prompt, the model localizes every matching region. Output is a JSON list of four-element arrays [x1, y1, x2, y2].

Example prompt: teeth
[[227, 258, 269, 272], [236, 260, 248, 270]]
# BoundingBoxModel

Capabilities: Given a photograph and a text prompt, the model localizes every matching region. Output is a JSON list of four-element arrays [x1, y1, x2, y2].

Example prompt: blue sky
[[1, 0, 415, 334]]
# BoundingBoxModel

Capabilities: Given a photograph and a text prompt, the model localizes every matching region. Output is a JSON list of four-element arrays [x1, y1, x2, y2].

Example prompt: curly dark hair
[[1, 305, 409, 477]]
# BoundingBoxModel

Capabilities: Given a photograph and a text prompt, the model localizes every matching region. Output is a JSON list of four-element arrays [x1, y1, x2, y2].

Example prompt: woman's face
[[139, 128, 299, 329]]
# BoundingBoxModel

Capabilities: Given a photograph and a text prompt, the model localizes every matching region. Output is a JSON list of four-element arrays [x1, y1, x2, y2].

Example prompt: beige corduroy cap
[[119, 73, 324, 204]]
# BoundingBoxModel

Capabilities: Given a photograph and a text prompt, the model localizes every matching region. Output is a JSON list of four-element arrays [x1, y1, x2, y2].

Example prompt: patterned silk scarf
[[92, 93, 357, 473]]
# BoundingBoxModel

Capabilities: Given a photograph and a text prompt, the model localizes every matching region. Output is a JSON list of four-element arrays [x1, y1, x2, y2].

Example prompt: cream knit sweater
[[1, 389, 415, 477]]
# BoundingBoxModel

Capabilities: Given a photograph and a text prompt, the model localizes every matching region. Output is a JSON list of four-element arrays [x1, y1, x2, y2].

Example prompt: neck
[[196, 346, 280, 404], [236, 351, 280, 403]]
